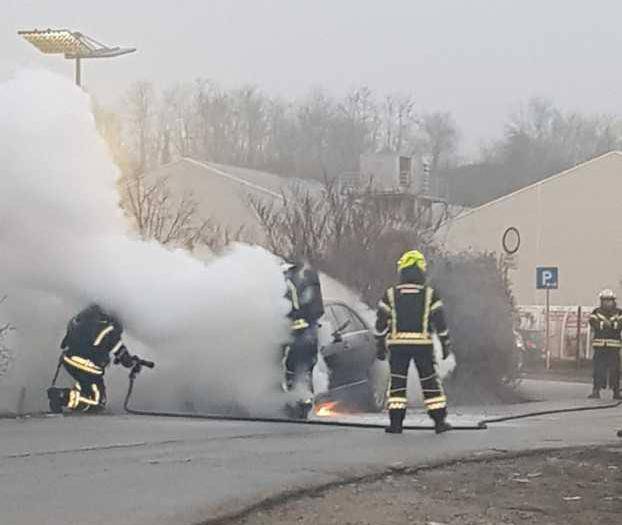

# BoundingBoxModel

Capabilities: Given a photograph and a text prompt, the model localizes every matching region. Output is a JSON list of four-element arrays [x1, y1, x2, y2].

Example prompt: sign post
[[501, 226, 521, 291], [575, 305, 582, 369], [536, 267, 559, 370]]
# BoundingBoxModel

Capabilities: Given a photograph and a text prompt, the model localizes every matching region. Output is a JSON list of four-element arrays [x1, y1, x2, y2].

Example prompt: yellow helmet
[[397, 250, 426, 273]]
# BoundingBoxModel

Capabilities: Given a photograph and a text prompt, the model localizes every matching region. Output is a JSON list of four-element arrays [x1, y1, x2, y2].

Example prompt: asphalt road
[[1, 380, 620, 525]]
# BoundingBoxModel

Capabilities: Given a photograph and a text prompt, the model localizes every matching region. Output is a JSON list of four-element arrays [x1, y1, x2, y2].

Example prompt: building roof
[[145, 158, 320, 241], [451, 151, 622, 224], [439, 150, 622, 306]]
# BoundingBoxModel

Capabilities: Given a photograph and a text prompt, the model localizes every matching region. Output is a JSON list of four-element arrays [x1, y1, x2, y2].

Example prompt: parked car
[[316, 300, 389, 412], [517, 328, 546, 367]]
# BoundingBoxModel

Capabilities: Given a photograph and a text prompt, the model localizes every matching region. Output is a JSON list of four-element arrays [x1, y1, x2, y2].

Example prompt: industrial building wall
[[437, 152, 622, 306]]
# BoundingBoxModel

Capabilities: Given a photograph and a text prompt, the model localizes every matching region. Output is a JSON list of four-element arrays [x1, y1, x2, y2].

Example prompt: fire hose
[[123, 369, 622, 431]]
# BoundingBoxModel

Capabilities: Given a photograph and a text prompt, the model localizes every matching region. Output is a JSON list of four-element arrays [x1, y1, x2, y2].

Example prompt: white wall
[[438, 152, 622, 306]]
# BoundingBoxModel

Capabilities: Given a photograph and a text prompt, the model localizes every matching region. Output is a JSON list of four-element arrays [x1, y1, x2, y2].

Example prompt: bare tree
[[160, 83, 195, 160], [485, 97, 622, 188], [417, 111, 460, 173], [124, 81, 159, 173], [120, 170, 236, 251], [93, 102, 132, 173], [380, 93, 416, 153], [114, 79, 461, 186], [248, 180, 448, 302]]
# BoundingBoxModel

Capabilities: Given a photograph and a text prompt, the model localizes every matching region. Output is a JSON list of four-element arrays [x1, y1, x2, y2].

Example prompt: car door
[[340, 305, 376, 371], [325, 303, 374, 386], [319, 305, 346, 359]]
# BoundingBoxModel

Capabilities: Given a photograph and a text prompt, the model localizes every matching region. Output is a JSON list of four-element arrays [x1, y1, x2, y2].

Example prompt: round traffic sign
[[502, 227, 520, 255]]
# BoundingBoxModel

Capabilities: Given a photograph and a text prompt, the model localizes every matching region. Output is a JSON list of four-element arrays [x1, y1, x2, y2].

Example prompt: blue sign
[[536, 267, 559, 289]]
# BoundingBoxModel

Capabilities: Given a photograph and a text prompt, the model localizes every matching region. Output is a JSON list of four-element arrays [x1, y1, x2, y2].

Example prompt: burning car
[[315, 299, 390, 412]]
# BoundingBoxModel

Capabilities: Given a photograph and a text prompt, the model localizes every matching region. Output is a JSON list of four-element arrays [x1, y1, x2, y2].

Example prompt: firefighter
[[47, 304, 139, 413], [375, 250, 452, 434], [281, 261, 324, 419], [588, 289, 622, 400]]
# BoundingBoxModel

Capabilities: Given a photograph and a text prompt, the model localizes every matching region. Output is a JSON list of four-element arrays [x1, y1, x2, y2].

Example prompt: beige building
[[438, 151, 622, 307]]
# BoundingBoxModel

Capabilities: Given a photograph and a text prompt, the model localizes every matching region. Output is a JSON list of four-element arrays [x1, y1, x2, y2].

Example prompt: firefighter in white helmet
[[588, 289, 622, 400]]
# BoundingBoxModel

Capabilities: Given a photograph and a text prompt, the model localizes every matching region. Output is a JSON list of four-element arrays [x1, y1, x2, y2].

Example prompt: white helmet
[[599, 289, 616, 300], [280, 261, 296, 273]]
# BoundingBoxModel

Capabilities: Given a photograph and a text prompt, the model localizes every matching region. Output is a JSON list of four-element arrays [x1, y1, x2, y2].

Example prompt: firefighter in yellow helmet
[[588, 289, 622, 400], [375, 250, 452, 434]]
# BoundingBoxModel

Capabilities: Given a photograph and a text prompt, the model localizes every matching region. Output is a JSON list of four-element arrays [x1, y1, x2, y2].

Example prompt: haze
[[2, 0, 621, 155]]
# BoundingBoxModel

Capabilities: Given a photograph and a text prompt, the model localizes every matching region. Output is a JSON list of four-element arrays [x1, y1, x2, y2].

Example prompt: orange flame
[[315, 401, 341, 417]]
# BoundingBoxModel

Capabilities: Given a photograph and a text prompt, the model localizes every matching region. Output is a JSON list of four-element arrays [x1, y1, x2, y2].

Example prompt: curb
[[194, 444, 622, 525]]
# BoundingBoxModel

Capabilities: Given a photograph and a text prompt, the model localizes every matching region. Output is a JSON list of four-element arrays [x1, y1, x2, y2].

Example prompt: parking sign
[[536, 267, 559, 289]]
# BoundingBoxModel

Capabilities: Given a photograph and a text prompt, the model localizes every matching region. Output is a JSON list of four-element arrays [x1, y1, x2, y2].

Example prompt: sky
[[3, 0, 622, 157]]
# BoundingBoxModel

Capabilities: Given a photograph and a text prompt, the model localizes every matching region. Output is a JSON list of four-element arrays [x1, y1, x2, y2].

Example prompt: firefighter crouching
[[588, 289, 621, 400], [375, 250, 452, 434], [47, 304, 145, 413], [282, 261, 324, 419]]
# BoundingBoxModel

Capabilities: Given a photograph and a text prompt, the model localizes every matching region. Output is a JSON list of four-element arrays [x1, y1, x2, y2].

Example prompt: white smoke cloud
[[0, 69, 289, 414]]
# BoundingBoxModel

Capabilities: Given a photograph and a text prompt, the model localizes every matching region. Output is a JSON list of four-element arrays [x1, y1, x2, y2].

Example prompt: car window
[[321, 307, 337, 333], [330, 304, 351, 332], [331, 304, 366, 333], [345, 308, 366, 332]]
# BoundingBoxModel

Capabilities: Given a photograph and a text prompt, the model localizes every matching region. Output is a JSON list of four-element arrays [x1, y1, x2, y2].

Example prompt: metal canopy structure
[[18, 28, 136, 87]]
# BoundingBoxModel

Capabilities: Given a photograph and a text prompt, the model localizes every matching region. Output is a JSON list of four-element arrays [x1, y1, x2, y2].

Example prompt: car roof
[[324, 298, 350, 308]]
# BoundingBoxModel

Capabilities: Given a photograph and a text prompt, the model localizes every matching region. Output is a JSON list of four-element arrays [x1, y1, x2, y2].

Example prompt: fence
[[517, 305, 595, 361]]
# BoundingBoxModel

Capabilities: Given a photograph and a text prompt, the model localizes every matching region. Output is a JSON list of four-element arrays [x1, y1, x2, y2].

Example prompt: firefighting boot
[[47, 387, 70, 414], [588, 388, 601, 399], [434, 420, 453, 434], [430, 410, 452, 434], [385, 409, 405, 434], [297, 398, 313, 420]]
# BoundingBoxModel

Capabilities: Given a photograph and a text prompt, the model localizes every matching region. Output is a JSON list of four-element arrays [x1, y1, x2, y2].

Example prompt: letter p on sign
[[536, 267, 559, 289]]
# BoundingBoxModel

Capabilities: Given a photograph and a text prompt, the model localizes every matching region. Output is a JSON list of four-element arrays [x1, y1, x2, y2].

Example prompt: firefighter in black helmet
[[47, 304, 141, 413], [281, 261, 324, 419], [588, 289, 622, 400], [375, 250, 452, 434]]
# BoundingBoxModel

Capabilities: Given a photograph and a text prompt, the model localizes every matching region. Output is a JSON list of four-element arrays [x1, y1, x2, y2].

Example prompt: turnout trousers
[[283, 327, 318, 395], [388, 344, 447, 423], [62, 359, 107, 412], [592, 347, 620, 394]]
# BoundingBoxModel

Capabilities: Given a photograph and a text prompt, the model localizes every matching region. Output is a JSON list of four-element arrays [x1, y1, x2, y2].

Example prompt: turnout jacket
[[61, 307, 127, 375], [375, 278, 450, 347], [589, 307, 622, 348], [285, 265, 324, 331]]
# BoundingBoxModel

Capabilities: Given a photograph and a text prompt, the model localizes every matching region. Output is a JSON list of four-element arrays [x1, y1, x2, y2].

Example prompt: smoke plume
[[0, 70, 289, 414]]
